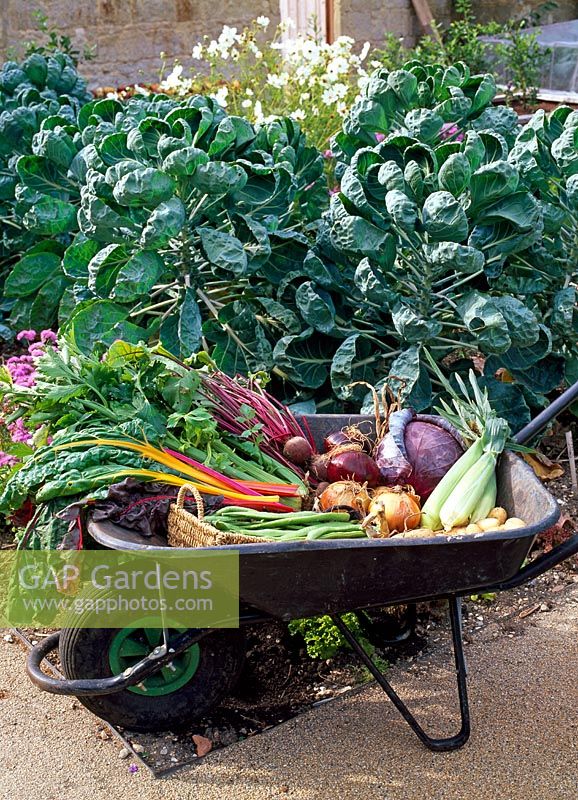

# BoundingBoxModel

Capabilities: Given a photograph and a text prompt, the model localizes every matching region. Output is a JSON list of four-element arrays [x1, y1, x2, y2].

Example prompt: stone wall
[[475, 0, 578, 26], [0, 0, 280, 88], [339, 0, 451, 46], [1, 1, 577, 87]]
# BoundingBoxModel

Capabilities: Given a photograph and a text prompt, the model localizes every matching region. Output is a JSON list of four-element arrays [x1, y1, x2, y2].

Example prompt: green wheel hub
[[108, 627, 200, 697]]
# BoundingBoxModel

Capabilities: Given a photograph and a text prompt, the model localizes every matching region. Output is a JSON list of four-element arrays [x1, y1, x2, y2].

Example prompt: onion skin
[[364, 486, 421, 536], [323, 430, 352, 452], [318, 481, 371, 515], [326, 451, 381, 487]]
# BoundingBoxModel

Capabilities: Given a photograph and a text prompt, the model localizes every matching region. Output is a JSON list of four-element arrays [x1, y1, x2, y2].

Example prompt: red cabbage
[[375, 411, 464, 498], [404, 420, 464, 498]]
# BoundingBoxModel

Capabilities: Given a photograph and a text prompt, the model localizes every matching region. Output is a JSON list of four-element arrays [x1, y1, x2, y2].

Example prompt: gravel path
[[1, 587, 576, 800]]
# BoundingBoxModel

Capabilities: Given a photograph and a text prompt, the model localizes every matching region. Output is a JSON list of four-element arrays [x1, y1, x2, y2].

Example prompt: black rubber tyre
[[59, 625, 245, 731]]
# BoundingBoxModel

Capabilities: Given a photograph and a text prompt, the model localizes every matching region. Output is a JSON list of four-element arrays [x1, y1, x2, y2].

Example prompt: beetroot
[[283, 436, 313, 465]]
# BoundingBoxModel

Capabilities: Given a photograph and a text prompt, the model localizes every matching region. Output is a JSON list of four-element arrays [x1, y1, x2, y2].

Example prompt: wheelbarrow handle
[[514, 378, 578, 445]]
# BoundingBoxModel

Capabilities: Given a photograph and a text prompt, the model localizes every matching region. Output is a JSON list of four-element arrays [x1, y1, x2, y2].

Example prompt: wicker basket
[[167, 485, 274, 547]]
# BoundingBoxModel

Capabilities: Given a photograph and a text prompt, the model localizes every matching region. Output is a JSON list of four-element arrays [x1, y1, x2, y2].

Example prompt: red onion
[[323, 430, 352, 452], [327, 451, 381, 487]]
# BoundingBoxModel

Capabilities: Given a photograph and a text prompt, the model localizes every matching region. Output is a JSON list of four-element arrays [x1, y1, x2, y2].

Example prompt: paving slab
[[0, 589, 576, 800]]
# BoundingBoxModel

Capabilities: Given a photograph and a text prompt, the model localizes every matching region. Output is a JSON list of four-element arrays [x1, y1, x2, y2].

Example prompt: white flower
[[291, 108, 306, 121], [321, 82, 348, 106], [256, 15, 270, 28], [370, 60, 381, 69], [206, 39, 219, 57], [231, 48, 240, 61], [247, 41, 263, 58], [211, 86, 229, 107], [327, 55, 349, 79], [300, 92, 310, 101], [218, 25, 239, 48], [267, 72, 290, 89], [359, 41, 371, 61], [133, 84, 150, 96], [253, 99, 264, 124], [241, 98, 253, 108], [245, 87, 254, 96], [191, 44, 203, 59], [300, 38, 321, 61], [161, 64, 184, 89]]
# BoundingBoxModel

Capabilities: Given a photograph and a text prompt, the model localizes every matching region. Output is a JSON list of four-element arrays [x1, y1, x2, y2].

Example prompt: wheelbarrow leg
[[331, 596, 470, 752]]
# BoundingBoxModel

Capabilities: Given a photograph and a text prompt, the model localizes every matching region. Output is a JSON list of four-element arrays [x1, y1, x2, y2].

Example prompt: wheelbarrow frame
[[25, 394, 578, 752]]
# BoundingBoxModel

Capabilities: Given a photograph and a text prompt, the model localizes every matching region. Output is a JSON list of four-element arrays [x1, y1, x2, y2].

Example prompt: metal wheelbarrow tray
[[26, 412, 578, 753]]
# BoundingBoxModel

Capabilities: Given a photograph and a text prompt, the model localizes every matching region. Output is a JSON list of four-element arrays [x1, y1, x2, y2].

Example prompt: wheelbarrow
[[26, 387, 578, 751]]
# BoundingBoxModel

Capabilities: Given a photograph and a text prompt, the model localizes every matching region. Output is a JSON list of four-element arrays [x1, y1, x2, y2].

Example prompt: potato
[[465, 523, 482, 534], [477, 518, 501, 531], [447, 526, 468, 535], [394, 527, 436, 538], [503, 517, 526, 530], [488, 507, 507, 525]]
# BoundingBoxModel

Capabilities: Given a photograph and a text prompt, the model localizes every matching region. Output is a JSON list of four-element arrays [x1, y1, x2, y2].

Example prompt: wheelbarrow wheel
[[59, 625, 245, 732]]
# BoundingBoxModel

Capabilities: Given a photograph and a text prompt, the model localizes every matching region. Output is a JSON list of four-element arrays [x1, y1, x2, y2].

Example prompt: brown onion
[[318, 481, 371, 515], [363, 486, 421, 537]]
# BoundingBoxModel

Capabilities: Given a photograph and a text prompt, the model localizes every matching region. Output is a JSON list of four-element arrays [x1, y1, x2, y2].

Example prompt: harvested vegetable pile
[[0, 333, 529, 549]]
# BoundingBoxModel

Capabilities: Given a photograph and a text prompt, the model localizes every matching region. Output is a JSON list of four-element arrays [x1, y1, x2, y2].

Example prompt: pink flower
[[6, 355, 37, 387], [375, 132, 385, 142], [40, 330, 57, 344], [440, 122, 464, 142], [0, 451, 18, 468], [323, 149, 334, 159], [8, 418, 33, 444], [16, 330, 37, 342]]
